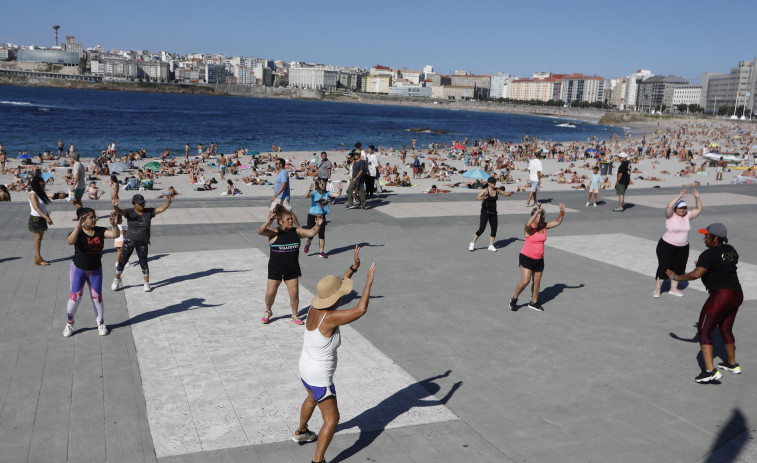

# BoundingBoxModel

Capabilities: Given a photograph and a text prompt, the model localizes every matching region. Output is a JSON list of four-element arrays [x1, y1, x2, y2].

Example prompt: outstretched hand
[[665, 269, 676, 279], [679, 189, 688, 198], [558, 201, 566, 213], [109, 211, 118, 227], [692, 188, 700, 199], [366, 262, 376, 282], [353, 245, 361, 268]]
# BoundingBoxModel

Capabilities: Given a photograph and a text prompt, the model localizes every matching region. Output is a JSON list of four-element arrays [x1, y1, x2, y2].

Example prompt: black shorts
[[519, 253, 544, 272], [268, 271, 300, 281]]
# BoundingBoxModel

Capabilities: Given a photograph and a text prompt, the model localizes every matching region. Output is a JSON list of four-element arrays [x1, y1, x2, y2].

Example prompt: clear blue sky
[[2, 0, 755, 83]]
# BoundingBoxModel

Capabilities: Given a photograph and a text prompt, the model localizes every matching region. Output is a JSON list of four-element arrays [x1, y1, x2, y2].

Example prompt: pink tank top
[[661, 212, 690, 247], [521, 226, 547, 259]]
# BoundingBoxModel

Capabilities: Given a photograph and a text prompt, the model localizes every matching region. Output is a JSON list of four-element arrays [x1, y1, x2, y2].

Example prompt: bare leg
[[618, 194, 625, 209], [701, 344, 714, 371], [513, 266, 533, 299], [313, 396, 339, 463], [297, 389, 317, 434], [283, 278, 300, 318], [318, 238, 326, 253], [724, 343, 736, 365], [488, 236, 495, 247], [470, 233, 480, 244], [265, 279, 282, 313], [33, 231, 44, 263], [531, 271, 543, 303]]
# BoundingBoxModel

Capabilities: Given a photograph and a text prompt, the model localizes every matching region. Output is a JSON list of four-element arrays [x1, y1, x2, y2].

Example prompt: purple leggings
[[698, 289, 743, 345]]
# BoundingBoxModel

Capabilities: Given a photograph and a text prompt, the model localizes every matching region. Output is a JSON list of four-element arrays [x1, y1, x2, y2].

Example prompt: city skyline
[[2, 0, 756, 82]]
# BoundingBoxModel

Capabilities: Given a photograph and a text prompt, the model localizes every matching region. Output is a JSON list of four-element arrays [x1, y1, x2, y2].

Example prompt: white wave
[[0, 100, 50, 108], [556, 123, 576, 128]]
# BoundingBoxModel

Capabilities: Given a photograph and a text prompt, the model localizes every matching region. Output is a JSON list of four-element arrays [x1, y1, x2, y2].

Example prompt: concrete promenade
[[1, 185, 756, 463]]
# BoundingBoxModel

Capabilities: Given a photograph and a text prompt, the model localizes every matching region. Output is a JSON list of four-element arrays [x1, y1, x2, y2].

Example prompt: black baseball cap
[[131, 194, 146, 205]]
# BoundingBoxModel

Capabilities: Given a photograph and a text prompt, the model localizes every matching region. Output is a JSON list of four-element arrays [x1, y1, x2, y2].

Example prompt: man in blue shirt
[[270, 158, 300, 225]]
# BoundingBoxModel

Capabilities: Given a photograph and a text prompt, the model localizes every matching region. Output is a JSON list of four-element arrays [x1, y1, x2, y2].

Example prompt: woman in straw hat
[[292, 245, 376, 463]]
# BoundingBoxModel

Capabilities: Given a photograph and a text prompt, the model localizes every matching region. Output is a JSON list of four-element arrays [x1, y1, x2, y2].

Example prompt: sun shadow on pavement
[[149, 267, 248, 289], [329, 370, 462, 463], [539, 283, 585, 304], [702, 409, 750, 462], [109, 297, 222, 329], [326, 242, 385, 256]]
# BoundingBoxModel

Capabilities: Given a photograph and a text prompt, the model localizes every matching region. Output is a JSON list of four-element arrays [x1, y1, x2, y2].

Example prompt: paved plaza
[[1, 185, 756, 463]]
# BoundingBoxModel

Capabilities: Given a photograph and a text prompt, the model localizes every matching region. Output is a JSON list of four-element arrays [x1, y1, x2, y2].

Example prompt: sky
[[2, 0, 756, 83]]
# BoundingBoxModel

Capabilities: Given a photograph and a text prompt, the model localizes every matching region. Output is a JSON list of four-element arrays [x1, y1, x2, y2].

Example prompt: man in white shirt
[[526, 152, 543, 206], [365, 145, 379, 198]]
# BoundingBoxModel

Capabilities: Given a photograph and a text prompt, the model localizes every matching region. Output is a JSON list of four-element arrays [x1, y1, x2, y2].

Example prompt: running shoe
[[695, 369, 722, 383], [528, 301, 544, 312], [98, 323, 109, 336], [652, 287, 661, 298], [319, 252, 328, 259], [593, 203, 597, 207], [143, 282, 152, 292], [291, 429, 317, 443], [111, 278, 123, 291], [303, 244, 310, 254], [669, 288, 684, 297], [63, 321, 75, 337], [718, 361, 742, 374], [469, 242, 474, 251], [586, 202, 590, 207], [291, 316, 304, 326], [612, 207, 624, 212], [488, 245, 497, 252], [509, 298, 518, 311]]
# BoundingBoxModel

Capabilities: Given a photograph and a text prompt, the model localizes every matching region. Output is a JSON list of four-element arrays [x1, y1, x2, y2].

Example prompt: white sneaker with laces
[[144, 282, 152, 292], [586, 202, 590, 207], [469, 242, 474, 251], [63, 321, 75, 337], [488, 245, 497, 252], [98, 323, 109, 336], [593, 202, 597, 207], [111, 278, 123, 291]]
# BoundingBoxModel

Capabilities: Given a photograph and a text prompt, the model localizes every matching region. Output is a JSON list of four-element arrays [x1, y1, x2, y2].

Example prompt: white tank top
[[28, 193, 48, 218], [299, 311, 341, 387]]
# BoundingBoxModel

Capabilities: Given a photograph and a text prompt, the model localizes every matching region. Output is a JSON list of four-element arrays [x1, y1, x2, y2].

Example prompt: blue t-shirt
[[589, 173, 601, 190], [274, 169, 290, 199], [308, 190, 331, 215]]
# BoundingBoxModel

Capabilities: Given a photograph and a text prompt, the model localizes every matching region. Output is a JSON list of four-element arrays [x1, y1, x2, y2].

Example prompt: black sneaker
[[717, 361, 742, 374], [509, 298, 518, 311], [528, 301, 543, 312], [695, 369, 723, 383]]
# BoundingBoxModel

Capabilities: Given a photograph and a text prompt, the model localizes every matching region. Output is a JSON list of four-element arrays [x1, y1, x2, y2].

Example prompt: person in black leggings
[[667, 223, 743, 383], [469, 176, 512, 252], [258, 204, 323, 326]]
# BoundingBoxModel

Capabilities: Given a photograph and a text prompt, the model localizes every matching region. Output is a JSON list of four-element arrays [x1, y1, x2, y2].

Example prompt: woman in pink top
[[653, 189, 702, 297], [510, 202, 565, 312]]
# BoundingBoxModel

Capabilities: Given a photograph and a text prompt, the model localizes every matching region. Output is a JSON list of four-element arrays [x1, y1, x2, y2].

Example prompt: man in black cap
[[111, 193, 173, 292], [345, 150, 367, 210]]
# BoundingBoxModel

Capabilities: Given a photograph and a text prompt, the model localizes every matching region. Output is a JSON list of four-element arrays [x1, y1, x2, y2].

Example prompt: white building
[[625, 69, 653, 108], [288, 67, 337, 90], [366, 75, 391, 94], [490, 73, 514, 99], [701, 58, 757, 114], [388, 86, 431, 98], [400, 69, 423, 84], [671, 85, 702, 107]]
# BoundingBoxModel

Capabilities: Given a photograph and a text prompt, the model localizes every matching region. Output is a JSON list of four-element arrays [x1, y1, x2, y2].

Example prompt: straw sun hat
[[311, 275, 353, 309]]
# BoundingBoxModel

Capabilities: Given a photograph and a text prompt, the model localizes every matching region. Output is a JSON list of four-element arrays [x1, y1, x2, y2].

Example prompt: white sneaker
[[98, 323, 109, 336], [63, 321, 75, 337], [143, 282, 152, 292], [586, 202, 590, 207], [488, 245, 497, 252], [111, 278, 123, 291], [593, 203, 597, 207], [469, 242, 474, 251]]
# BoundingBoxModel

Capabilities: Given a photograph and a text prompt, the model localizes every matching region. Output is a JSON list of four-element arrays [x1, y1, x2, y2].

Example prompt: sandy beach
[[1, 117, 754, 206]]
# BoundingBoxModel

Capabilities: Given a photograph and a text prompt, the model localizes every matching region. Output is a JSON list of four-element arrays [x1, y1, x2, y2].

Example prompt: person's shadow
[[539, 283, 584, 305], [326, 242, 384, 257], [109, 297, 222, 329], [329, 370, 462, 463], [703, 409, 749, 462], [149, 267, 248, 289], [493, 237, 519, 249]]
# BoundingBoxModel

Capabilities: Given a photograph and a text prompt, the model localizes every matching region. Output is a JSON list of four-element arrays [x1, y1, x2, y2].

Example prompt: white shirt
[[528, 158, 543, 182], [366, 152, 378, 176], [28, 193, 48, 217]]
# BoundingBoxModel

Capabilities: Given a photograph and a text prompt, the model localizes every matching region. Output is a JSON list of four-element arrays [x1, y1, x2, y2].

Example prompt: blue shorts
[[301, 379, 336, 402], [530, 181, 539, 192]]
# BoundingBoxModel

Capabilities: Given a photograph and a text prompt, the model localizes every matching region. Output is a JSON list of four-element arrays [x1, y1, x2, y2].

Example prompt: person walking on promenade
[[69, 152, 86, 210], [365, 145, 379, 198], [270, 158, 300, 224], [345, 151, 366, 210], [258, 204, 323, 325], [666, 223, 743, 383], [469, 176, 513, 252], [111, 193, 173, 292], [304, 178, 332, 258], [292, 245, 376, 463], [64, 208, 121, 337], [317, 152, 332, 182], [28, 174, 54, 265], [509, 202, 566, 312], [587, 166, 601, 207], [613, 152, 630, 212], [653, 189, 702, 298], [526, 151, 542, 206]]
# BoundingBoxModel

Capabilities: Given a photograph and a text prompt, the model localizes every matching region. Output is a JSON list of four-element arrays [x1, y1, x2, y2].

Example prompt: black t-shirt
[[123, 207, 155, 242], [697, 244, 741, 291], [74, 226, 106, 270], [617, 161, 630, 185], [351, 159, 365, 183]]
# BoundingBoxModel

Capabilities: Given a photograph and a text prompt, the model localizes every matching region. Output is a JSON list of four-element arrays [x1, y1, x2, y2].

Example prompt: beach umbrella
[[143, 161, 160, 171], [17, 153, 32, 159], [110, 162, 130, 173], [585, 148, 599, 153], [537, 148, 550, 154], [454, 144, 466, 150], [553, 143, 563, 147], [41, 172, 53, 181], [462, 169, 490, 180]]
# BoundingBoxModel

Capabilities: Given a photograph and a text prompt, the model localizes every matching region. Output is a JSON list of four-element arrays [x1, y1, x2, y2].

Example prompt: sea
[[0, 85, 626, 157]]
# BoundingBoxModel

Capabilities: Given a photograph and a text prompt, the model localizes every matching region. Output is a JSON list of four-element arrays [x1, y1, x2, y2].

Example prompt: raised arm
[[665, 189, 687, 218], [257, 210, 278, 238], [112, 197, 126, 216], [297, 215, 322, 238], [689, 189, 703, 220], [341, 245, 361, 279], [155, 195, 173, 215], [305, 182, 314, 198], [546, 201, 565, 229], [103, 211, 121, 239], [67, 214, 86, 245], [324, 262, 376, 328]]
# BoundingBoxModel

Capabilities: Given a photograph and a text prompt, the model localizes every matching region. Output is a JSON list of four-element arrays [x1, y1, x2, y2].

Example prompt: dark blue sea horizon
[[0, 85, 626, 157]]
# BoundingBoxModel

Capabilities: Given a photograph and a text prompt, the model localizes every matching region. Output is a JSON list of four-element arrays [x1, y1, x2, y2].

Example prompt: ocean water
[[0, 85, 625, 157]]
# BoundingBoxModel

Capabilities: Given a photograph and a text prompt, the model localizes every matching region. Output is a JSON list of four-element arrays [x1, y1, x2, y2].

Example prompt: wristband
[[560, 212, 565, 216], [349, 265, 358, 272], [673, 275, 677, 280]]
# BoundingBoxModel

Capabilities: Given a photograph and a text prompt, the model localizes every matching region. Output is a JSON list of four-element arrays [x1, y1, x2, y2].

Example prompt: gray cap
[[698, 223, 727, 239]]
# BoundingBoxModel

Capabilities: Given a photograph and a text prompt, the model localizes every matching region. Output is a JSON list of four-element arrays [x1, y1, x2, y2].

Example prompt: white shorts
[[270, 198, 291, 211]]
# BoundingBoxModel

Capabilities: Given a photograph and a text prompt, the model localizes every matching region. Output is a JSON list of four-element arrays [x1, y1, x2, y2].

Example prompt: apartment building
[[701, 58, 757, 114], [288, 66, 338, 90], [671, 85, 702, 107], [509, 77, 561, 102]]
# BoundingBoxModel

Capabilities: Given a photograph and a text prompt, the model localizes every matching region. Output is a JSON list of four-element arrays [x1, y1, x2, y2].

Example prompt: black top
[[73, 226, 106, 270], [617, 161, 630, 185], [268, 227, 301, 277], [351, 159, 365, 183], [481, 188, 499, 214], [123, 207, 155, 242], [698, 244, 741, 292]]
